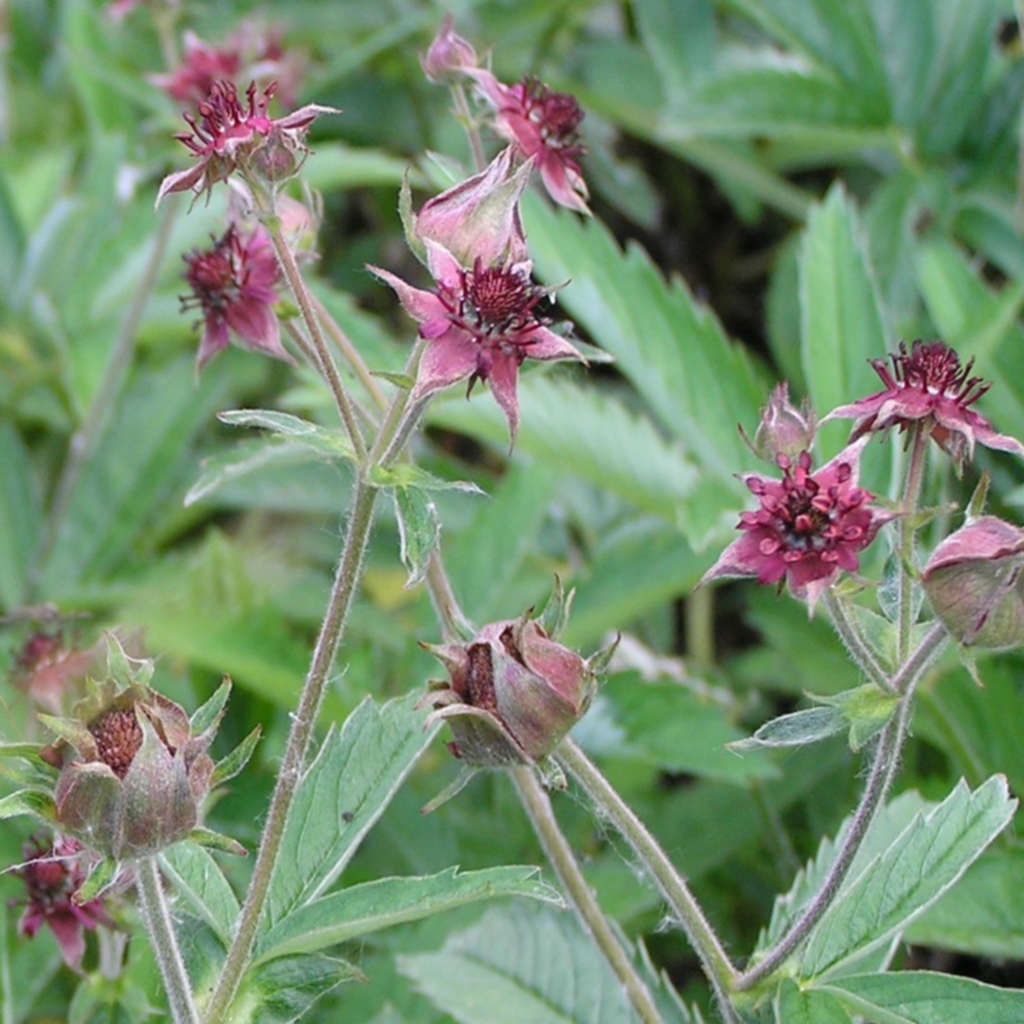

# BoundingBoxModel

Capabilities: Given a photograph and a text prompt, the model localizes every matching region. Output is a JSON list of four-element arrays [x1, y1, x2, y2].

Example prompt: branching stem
[[823, 589, 893, 693]]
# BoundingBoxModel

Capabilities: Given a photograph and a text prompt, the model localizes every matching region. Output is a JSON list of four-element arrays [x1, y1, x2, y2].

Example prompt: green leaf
[[809, 684, 900, 750], [634, 0, 715, 95], [190, 678, 232, 734], [731, 706, 846, 752], [211, 727, 263, 788], [0, 742, 46, 760], [776, 978, 852, 1024], [262, 694, 437, 928], [0, 423, 40, 610], [820, 971, 1024, 1023], [255, 866, 562, 964], [800, 184, 888, 456], [231, 954, 364, 1024], [217, 409, 356, 463], [393, 487, 440, 587], [369, 463, 483, 494], [186, 827, 247, 857], [522, 195, 766, 484], [73, 857, 118, 905], [160, 843, 240, 946], [429, 376, 705, 536], [304, 143, 422, 191], [0, 789, 56, 823], [398, 904, 638, 1024], [906, 847, 1024, 959], [799, 776, 1016, 980]]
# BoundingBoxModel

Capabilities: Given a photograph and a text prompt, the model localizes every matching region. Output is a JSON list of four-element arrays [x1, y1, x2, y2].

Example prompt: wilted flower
[[182, 223, 290, 370], [414, 146, 531, 268], [825, 340, 1024, 467], [13, 836, 112, 970], [148, 31, 241, 106], [923, 515, 1024, 650], [423, 615, 596, 766], [743, 382, 816, 463], [701, 438, 890, 604], [421, 15, 478, 83], [156, 80, 336, 205], [42, 669, 219, 859], [463, 69, 589, 213], [369, 240, 582, 441]]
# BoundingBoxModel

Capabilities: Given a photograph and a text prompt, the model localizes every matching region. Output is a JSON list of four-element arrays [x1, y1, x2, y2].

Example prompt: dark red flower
[[182, 224, 289, 370], [149, 31, 241, 106], [369, 241, 581, 441], [156, 80, 335, 205], [463, 70, 589, 214], [13, 836, 111, 970], [701, 438, 891, 604], [825, 340, 1024, 466]]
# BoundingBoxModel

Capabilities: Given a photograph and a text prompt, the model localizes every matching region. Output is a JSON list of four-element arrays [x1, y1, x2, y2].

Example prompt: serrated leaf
[[810, 684, 899, 751], [398, 904, 638, 1024], [262, 694, 437, 928], [731, 706, 846, 752], [0, 789, 56, 823], [160, 843, 239, 946], [820, 971, 1024, 1024], [232, 954, 364, 1024], [634, 0, 715, 95], [799, 776, 1016, 980], [217, 409, 356, 462], [800, 184, 888, 457], [776, 978, 851, 1024], [211, 726, 262, 788], [393, 487, 440, 587], [255, 866, 562, 964]]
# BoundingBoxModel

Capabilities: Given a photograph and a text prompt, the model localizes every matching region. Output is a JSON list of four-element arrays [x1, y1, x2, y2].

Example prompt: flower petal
[[539, 154, 590, 215], [413, 328, 479, 398], [155, 162, 205, 207], [367, 264, 448, 324], [519, 325, 583, 363], [487, 350, 521, 443]]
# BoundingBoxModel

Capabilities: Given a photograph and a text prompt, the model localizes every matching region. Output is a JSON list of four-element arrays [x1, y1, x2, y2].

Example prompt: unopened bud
[[922, 515, 1024, 650], [744, 382, 816, 463], [420, 16, 478, 84]]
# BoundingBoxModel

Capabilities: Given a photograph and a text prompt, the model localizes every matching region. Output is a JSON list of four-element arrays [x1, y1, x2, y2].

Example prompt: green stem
[[685, 587, 715, 669], [136, 857, 200, 1024], [201, 480, 379, 1023], [38, 198, 179, 576], [265, 221, 368, 464], [450, 81, 486, 172], [897, 425, 928, 665], [556, 738, 739, 1020], [511, 767, 664, 1024], [735, 621, 948, 991], [823, 589, 893, 693], [425, 552, 474, 641]]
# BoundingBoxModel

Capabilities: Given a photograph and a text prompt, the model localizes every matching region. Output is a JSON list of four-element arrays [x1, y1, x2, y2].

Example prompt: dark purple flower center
[[744, 452, 867, 558], [517, 77, 584, 154], [89, 709, 143, 779], [440, 260, 549, 344], [182, 228, 245, 315], [17, 838, 80, 908], [177, 80, 275, 155], [873, 340, 990, 408]]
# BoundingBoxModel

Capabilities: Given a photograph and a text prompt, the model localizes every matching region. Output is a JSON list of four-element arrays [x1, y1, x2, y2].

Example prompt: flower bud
[[922, 515, 1024, 650], [423, 614, 596, 767], [744, 382, 816, 463], [420, 16, 478, 84], [41, 647, 221, 859]]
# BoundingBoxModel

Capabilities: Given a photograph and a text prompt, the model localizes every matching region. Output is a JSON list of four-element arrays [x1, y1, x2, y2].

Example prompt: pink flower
[[421, 15, 478, 83], [368, 240, 582, 441], [742, 382, 816, 463], [148, 31, 242, 106], [156, 80, 336, 205], [463, 70, 589, 213], [415, 146, 531, 268], [14, 836, 111, 970], [182, 224, 290, 370], [825, 340, 1024, 467], [701, 438, 891, 604]]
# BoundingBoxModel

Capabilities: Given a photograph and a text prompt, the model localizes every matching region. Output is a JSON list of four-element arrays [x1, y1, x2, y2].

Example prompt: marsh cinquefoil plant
[[5, 5, 1024, 1024]]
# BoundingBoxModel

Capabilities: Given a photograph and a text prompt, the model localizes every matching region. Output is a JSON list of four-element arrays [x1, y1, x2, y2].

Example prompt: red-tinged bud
[[922, 515, 1024, 650], [420, 15, 478, 84], [744, 382, 816, 463], [423, 614, 596, 767]]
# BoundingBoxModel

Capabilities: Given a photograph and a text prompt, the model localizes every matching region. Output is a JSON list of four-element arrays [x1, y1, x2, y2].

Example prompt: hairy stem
[[266, 223, 367, 463], [556, 738, 739, 1019], [511, 766, 664, 1024], [823, 589, 893, 693], [736, 621, 948, 991], [202, 480, 379, 1022], [450, 81, 486, 172], [425, 552, 474, 641], [38, 199, 179, 575], [136, 857, 200, 1024], [897, 425, 928, 665]]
